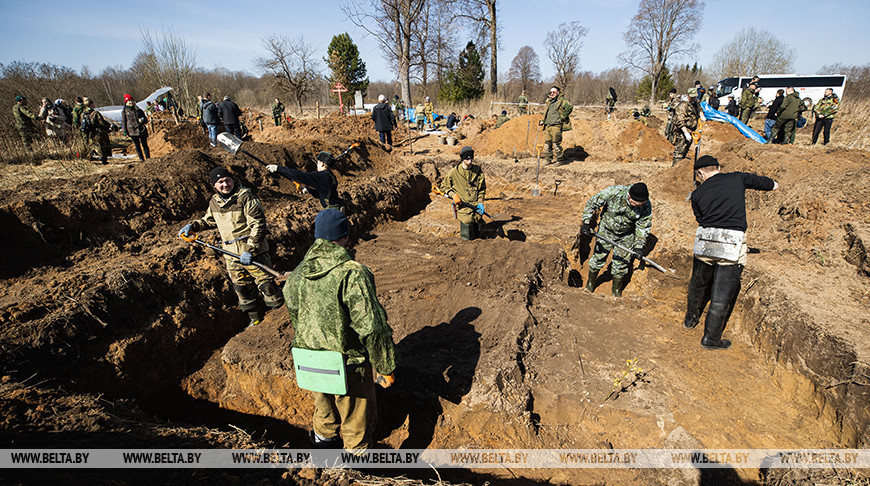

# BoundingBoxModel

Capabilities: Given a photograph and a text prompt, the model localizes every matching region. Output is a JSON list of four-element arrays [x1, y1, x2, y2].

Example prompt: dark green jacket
[[71, 102, 85, 129], [543, 94, 573, 130], [739, 87, 757, 111], [283, 239, 396, 373], [777, 92, 803, 120], [440, 162, 486, 221], [271, 102, 285, 116], [12, 103, 37, 131]]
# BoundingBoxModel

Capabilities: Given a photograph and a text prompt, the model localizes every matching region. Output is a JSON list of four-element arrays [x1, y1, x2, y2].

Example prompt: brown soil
[[2, 109, 868, 485]]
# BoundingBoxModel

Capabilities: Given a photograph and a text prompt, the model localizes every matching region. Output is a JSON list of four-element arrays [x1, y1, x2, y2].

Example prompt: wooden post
[[316, 101, 320, 119], [258, 120, 263, 132]]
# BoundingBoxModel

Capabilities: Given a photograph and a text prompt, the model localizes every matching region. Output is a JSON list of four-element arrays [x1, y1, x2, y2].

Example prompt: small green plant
[[605, 357, 646, 401]]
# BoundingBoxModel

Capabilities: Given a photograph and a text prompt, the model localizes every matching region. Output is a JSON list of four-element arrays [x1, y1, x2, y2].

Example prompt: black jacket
[[275, 167, 341, 208], [766, 95, 784, 120], [691, 172, 776, 232], [371, 102, 396, 132], [202, 100, 219, 124], [122, 105, 148, 137], [725, 100, 739, 117], [218, 100, 242, 125]]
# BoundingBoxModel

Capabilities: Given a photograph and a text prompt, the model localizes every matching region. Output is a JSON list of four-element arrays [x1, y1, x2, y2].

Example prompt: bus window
[[716, 78, 738, 97]]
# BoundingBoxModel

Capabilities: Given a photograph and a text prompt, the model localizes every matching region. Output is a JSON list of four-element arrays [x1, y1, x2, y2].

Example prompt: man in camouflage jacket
[[539, 86, 573, 162], [811, 88, 839, 145], [672, 88, 700, 166], [283, 208, 396, 450], [82, 98, 112, 164], [271, 99, 285, 127], [580, 183, 652, 297], [12, 95, 38, 149], [663, 88, 678, 144], [771, 87, 803, 145], [179, 167, 284, 326], [440, 146, 487, 240]]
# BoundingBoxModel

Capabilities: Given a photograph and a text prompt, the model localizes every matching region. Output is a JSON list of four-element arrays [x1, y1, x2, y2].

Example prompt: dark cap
[[314, 208, 349, 241], [669, 88, 677, 94], [501, 110, 507, 115], [209, 167, 232, 185], [15, 95, 26, 102], [628, 183, 649, 202], [316, 151, 335, 166], [693, 155, 720, 170], [460, 146, 474, 160]]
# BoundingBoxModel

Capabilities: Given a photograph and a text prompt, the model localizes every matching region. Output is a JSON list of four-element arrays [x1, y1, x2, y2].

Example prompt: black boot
[[611, 277, 623, 297], [585, 269, 599, 292], [684, 258, 714, 328], [700, 264, 743, 350]]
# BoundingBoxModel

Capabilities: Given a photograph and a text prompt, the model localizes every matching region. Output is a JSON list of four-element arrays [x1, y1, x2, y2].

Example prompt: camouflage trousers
[[543, 125, 563, 161], [17, 128, 36, 149], [672, 134, 691, 165], [312, 361, 377, 450], [589, 230, 636, 278], [92, 132, 111, 162], [224, 253, 284, 312]]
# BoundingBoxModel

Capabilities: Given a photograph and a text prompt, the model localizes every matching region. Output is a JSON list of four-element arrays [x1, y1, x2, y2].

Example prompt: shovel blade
[[531, 188, 541, 197], [490, 213, 512, 222], [217, 132, 243, 155]]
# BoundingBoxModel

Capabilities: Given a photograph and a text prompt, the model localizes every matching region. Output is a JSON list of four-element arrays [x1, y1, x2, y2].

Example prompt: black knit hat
[[209, 167, 232, 185], [316, 151, 336, 166], [314, 208, 349, 241], [460, 146, 474, 160], [629, 183, 649, 202], [693, 155, 720, 171]]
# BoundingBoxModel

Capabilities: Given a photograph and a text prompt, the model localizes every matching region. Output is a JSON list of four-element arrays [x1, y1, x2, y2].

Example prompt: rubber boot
[[246, 310, 262, 328], [700, 264, 743, 350], [543, 142, 553, 163], [585, 269, 599, 292], [611, 277, 623, 298], [684, 258, 715, 329]]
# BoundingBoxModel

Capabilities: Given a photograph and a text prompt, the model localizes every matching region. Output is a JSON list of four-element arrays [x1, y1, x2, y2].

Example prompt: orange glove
[[375, 372, 395, 388], [452, 193, 462, 205]]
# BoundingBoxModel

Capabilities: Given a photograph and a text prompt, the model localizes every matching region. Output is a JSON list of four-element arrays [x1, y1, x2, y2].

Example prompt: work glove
[[476, 203, 485, 215], [239, 251, 253, 266], [580, 223, 592, 235], [682, 128, 692, 142], [178, 224, 193, 238], [123, 131, 128, 137], [266, 164, 278, 173], [375, 372, 395, 388], [452, 193, 462, 205]]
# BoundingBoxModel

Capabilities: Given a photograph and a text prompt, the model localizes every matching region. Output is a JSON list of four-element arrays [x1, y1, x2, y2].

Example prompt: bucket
[[446, 136, 456, 146]]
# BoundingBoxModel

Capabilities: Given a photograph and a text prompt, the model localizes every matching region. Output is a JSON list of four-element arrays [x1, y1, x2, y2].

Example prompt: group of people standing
[[196, 93, 244, 146]]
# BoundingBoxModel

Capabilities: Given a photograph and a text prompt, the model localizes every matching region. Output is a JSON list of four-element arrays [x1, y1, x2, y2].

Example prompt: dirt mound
[[258, 114, 376, 142]]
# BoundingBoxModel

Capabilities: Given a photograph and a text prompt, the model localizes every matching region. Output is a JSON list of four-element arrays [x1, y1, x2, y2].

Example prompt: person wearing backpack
[[201, 92, 220, 146], [122, 94, 150, 161], [82, 98, 111, 164]]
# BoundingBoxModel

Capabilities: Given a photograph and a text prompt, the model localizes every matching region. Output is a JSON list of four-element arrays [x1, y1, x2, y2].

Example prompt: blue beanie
[[314, 208, 349, 241]]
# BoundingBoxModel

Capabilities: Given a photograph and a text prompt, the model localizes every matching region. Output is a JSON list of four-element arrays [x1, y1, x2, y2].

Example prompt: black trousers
[[685, 258, 743, 341], [378, 130, 393, 145], [131, 135, 150, 161], [811, 117, 833, 145]]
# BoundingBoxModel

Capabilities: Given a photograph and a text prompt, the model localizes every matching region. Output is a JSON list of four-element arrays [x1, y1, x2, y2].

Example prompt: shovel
[[431, 185, 511, 222], [180, 232, 288, 280], [588, 230, 681, 279], [531, 125, 542, 197]]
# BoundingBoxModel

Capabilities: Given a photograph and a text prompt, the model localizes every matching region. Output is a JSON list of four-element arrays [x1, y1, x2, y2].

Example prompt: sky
[[1, 0, 868, 85]]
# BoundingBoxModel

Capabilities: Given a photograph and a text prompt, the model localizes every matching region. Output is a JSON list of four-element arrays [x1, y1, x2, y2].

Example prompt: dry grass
[[833, 97, 870, 150]]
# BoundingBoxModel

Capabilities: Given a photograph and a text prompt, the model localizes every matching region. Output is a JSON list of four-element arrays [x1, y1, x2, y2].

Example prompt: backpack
[[609, 87, 618, 102], [80, 112, 94, 136]]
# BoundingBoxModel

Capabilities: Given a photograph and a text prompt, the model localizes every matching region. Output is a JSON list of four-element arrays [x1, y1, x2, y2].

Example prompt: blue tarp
[[700, 101, 767, 144], [405, 108, 443, 121]]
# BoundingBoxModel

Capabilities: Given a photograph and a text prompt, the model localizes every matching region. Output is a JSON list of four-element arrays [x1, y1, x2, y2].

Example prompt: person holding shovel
[[178, 167, 284, 327], [580, 183, 652, 297], [266, 151, 343, 211], [440, 146, 486, 241], [283, 208, 396, 450]]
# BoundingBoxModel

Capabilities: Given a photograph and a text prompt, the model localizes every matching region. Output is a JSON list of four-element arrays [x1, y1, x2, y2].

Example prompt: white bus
[[714, 74, 847, 107]]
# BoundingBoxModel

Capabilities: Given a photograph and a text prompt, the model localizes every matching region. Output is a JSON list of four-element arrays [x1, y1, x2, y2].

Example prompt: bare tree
[[544, 21, 588, 91], [132, 27, 198, 112], [255, 34, 321, 113], [341, 0, 427, 105], [508, 46, 541, 93], [618, 0, 703, 104], [711, 27, 795, 79], [449, 0, 500, 94], [409, 0, 455, 95]]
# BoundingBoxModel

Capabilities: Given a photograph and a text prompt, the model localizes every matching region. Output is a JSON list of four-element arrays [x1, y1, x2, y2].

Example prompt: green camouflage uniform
[[738, 87, 757, 124], [814, 94, 839, 119], [495, 114, 509, 128], [271, 101, 285, 126], [187, 186, 284, 315], [582, 185, 652, 278], [440, 162, 486, 240], [541, 93, 573, 161], [393, 99, 405, 121], [12, 102, 38, 148], [71, 102, 85, 130], [672, 99, 699, 165], [772, 91, 803, 145], [517, 94, 528, 115], [664, 97, 678, 143], [83, 107, 111, 162], [283, 238, 396, 450]]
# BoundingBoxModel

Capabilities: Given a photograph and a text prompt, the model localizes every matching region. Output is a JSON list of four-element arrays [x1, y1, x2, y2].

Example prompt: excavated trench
[[1, 134, 868, 484]]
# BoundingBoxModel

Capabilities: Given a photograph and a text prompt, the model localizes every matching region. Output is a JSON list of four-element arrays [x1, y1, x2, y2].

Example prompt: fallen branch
[[66, 296, 108, 327]]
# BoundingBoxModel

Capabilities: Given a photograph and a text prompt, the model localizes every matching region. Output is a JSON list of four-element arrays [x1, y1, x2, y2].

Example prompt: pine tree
[[439, 41, 485, 103], [636, 66, 675, 101], [325, 33, 369, 102]]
